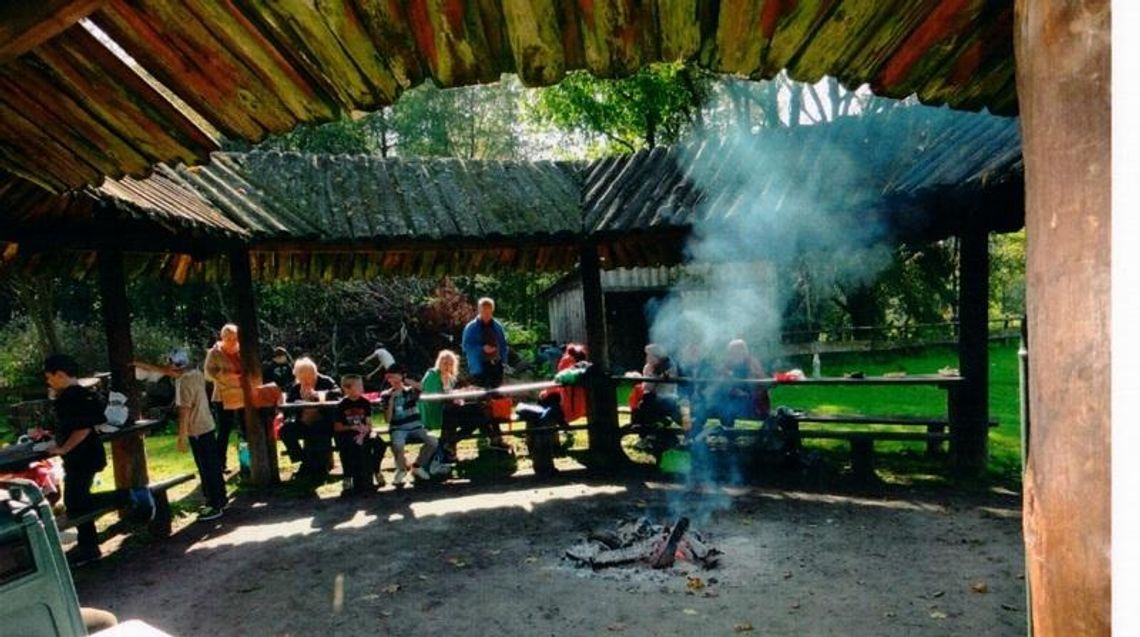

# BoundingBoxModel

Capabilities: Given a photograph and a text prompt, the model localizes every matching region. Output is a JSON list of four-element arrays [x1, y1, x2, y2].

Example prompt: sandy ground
[[74, 468, 1026, 637]]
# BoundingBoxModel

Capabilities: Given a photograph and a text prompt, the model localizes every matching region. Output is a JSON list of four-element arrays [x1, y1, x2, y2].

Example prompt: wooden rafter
[[0, 0, 104, 63]]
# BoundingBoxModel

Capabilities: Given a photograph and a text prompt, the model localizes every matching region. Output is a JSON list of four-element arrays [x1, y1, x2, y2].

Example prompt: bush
[[0, 314, 185, 388]]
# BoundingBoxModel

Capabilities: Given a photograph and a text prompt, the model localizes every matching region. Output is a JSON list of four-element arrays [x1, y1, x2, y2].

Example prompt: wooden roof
[[0, 106, 1023, 280], [0, 1, 1016, 193], [584, 105, 1023, 244]]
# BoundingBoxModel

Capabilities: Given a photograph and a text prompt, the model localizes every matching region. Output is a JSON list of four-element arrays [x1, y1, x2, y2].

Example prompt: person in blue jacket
[[461, 297, 509, 388]]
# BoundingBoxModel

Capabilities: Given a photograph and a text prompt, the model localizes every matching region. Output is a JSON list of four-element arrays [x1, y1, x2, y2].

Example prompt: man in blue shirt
[[461, 297, 509, 388]]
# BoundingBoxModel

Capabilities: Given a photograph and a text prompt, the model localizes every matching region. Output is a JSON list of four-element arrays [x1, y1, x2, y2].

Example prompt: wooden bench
[[59, 472, 195, 538], [616, 409, 998, 480], [795, 414, 998, 479]]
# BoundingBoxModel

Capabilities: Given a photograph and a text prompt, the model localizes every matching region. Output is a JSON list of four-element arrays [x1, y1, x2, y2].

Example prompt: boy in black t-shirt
[[41, 354, 152, 567], [333, 375, 386, 496]]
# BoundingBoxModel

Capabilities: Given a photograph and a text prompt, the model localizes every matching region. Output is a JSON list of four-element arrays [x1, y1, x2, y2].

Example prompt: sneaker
[[412, 467, 431, 481], [196, 506, 223, 522], [393, 469, 407, 486], [66, 546, 102, 568], [429, 461, 454, 477]]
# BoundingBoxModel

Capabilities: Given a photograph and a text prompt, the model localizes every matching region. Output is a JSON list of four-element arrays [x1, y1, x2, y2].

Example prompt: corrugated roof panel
[[583, 106, 1022, 237]]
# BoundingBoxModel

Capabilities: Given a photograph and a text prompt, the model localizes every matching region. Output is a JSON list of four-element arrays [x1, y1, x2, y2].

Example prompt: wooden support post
[[96, 249, 149, 490], [579, 243, 626, 466], [952, 215, 989, 476], [849, 436, 875, 482], [228, 248, 277, 486], [1015, 1, 1110, 633]]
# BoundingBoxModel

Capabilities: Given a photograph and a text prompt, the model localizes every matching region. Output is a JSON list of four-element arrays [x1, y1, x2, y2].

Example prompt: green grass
[[779, 340, 1023, 484]]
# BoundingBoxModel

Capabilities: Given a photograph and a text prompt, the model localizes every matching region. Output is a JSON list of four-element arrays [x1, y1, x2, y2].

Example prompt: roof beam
[[0, 0, 104, 63]]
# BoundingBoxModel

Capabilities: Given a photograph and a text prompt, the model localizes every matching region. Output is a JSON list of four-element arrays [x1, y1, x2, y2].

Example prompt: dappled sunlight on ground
[[185, 482, 626, 551], [74, 469, 1025, 636], [407, 483, 626, 518]]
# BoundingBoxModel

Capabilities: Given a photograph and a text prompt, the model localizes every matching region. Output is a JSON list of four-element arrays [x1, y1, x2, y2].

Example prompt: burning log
[[565, 516, 720, 571], [648, 517, 689, 569]]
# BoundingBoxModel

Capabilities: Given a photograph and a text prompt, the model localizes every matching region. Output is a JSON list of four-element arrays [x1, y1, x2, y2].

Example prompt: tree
[[229, 78, 527, 160], [989, 230, 1026, 319], [529, 62, 712, 152], [389, 78, 525, 159]]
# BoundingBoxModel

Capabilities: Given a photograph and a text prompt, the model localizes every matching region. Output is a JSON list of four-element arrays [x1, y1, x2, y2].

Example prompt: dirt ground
[[74, 466, 1026, 637]]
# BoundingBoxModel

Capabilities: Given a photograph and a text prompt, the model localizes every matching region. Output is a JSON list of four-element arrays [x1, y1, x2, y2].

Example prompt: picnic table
[[614, 373, 989, 479], [0, 419, 166, 473], [613, 373, 963, 387], [0, 418, 192, 535]]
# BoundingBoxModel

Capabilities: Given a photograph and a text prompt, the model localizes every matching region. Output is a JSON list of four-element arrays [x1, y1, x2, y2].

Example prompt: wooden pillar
[[97, 249, 149, 490], [228, 248, 277, 486], [1015, 1, 1110, 634], [952, 215, 990, 476], [579, 243, 626, 465]]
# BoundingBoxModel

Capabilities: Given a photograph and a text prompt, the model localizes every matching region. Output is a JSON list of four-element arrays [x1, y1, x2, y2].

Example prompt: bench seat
[[59, 472, 194, 537]]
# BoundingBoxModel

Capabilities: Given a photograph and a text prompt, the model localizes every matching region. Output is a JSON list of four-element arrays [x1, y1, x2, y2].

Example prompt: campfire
[[565, 517, 721, 570]]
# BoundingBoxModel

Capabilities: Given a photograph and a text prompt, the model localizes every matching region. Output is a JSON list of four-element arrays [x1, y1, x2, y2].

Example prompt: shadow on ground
[[74, 466, 1026, 637]]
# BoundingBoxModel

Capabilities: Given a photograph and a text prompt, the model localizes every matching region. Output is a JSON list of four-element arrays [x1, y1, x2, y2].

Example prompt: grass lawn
[[776, 339, 1023, 482], [86, 339, 1024, 503]]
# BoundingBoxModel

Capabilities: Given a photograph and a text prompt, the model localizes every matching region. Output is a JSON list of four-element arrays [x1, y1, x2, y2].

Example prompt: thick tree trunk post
[[579, 243, 625, 465], [1015, 2, 1110, 634], [228, 249, 277, 486], [952, 215, 989, 476], [96, 249, 148, 490]]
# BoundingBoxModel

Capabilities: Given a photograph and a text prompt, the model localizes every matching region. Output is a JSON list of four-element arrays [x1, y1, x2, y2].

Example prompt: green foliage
[[230, 78, 527, 160], [224, 110, 394, 155], [452, 272, 562, 337], [989, 230, 1026, 319], [0, 314, 182, 388], [529, 62, 712, 152], [877, 240, 960, 326], [390, 78, 524, 159]]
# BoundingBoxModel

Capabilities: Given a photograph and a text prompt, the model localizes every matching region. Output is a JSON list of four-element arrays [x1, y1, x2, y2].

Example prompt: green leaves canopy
[[530, 62, 711, 152]]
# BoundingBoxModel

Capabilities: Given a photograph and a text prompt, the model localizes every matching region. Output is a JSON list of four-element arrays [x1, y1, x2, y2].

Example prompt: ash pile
[[565, 517, 721, 570]]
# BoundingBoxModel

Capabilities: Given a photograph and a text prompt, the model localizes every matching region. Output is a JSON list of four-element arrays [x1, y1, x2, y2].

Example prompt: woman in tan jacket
[[204, 323, 246, 472]]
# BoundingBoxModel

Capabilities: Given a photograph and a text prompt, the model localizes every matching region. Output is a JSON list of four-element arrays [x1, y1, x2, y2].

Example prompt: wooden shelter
[[0, 2, 1110, 633]]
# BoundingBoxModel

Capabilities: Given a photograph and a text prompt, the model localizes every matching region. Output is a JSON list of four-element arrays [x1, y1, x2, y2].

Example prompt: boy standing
[[383, 365, 438, 486], [333, 375, 386, 496], [42, 354, 152, 567], [137, 350, 227, 521]]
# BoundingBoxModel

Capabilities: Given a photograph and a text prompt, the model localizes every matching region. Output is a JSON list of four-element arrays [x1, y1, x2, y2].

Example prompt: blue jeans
[[390, 426, 438, 471]]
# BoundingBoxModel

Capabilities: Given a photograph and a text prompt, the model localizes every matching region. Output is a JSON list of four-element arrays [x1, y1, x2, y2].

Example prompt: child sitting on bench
[[332, 374, 386, 496], [383, 365, 438, 486]]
